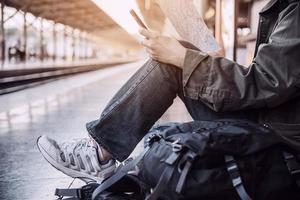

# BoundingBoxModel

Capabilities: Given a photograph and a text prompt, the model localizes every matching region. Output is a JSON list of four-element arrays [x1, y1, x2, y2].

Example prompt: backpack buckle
[[146, 133, 162, 146], [283, 152, 300, 179], [55, 183, 98, 200], [80, 183, 99, 199], [225, 156, 240, 186], [225, 155, 252, 200], [171, 139, 182, 152]]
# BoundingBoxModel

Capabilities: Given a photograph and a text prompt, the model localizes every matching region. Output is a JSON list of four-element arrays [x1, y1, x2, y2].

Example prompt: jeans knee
[[147, 58, 181, 75], [145, 58, 182, 94]]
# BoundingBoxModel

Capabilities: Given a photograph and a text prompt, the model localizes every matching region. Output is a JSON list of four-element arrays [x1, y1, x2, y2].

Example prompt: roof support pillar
[[39, 18, 44, 62], [23, 11, 27, 63], [1, 0, 6, 65], [72, 28, 75, 61], [79, 31, 82, 60], [215, 0, 225, 56], [84, 33, 88, 59], [63, 26, 67, 61], [52, 23, 56, 62], [233, 0, 238, 61]]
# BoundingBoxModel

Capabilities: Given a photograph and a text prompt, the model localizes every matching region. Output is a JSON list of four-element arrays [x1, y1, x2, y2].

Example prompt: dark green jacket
[[183, 0, 300, 149]]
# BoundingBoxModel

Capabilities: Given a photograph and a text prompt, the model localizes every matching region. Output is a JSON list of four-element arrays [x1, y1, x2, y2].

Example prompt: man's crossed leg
[[37, 59, 254, 182]]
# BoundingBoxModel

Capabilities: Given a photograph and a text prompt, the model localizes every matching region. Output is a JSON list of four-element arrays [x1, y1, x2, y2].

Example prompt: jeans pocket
[[183, 86, 200, 100]]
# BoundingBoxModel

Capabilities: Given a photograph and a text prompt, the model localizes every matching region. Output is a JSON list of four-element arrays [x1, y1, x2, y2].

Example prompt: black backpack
[[55, 120, 300, 200]]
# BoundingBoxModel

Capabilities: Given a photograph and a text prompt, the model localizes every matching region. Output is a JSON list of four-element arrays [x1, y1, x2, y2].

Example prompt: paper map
[[158, 0, 219, 52]]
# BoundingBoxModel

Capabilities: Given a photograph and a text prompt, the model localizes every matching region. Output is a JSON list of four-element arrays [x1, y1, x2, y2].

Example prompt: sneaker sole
[[37, 136, 115, 183]]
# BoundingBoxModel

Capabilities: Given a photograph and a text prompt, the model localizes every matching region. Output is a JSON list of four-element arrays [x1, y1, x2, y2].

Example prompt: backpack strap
[[145, 164, 176, 200], [55, 182, 99, 200], [283, 151, 300, 187], [225, 155, 252, 200], [92, 133, 162, 199], [175, 151, 197, 194], [55, 188, 81, 198], [92, 146, 150, 200], [146, 150, 197, 200]]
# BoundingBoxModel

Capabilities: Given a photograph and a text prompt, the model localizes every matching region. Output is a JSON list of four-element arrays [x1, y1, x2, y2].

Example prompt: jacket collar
[[260, 0, 299, 14], [289, 0, 300, 3], [259, 0, 279, 14]]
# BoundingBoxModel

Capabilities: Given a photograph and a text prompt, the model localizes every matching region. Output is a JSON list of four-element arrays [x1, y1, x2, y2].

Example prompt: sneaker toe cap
[[37, 135, 62, 160]]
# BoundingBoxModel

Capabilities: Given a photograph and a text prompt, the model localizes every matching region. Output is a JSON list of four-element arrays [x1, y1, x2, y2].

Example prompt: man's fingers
[[141, 39, 153, 49], [142, 43, 159, 59], [146, 48, 157, 56], [149, 54, 158, 60], [139, 28, 158, 39]]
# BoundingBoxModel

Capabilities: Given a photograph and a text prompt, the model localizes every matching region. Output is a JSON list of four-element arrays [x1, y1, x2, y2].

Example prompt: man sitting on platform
[[37, 0, 300, 183]]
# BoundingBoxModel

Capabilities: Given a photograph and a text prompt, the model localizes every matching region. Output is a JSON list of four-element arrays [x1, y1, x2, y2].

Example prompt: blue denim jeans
[[86, 59, 258, 161]]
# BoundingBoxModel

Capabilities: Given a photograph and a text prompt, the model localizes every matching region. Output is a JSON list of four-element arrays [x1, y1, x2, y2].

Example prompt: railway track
[[0, 61, 132, 95]]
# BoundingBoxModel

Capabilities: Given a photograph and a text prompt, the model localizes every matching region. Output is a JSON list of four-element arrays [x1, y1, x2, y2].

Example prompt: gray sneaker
[[37, 135, 116, 183]]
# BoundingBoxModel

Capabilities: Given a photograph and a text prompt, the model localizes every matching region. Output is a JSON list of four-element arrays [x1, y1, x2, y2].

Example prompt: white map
[[158, 0, 219, 52]]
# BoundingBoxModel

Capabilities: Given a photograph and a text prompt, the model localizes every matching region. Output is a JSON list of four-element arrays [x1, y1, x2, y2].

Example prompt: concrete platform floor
[[0, 60, 192, 200]]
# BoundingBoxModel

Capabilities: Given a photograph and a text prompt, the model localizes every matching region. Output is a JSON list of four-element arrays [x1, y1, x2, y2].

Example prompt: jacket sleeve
[[182, 2, 300, 112]]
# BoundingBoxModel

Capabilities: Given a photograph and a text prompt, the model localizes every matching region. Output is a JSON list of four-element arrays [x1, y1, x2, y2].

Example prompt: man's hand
[[139, 28, 187, 68]]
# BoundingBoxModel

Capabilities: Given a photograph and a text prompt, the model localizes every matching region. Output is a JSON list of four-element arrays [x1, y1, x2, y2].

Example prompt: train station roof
[[4, 0, 140, 49]]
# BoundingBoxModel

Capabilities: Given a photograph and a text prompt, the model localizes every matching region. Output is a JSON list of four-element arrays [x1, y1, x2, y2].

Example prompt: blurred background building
[[0, 0, 269, 94], [0, 1, 270, 199]]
